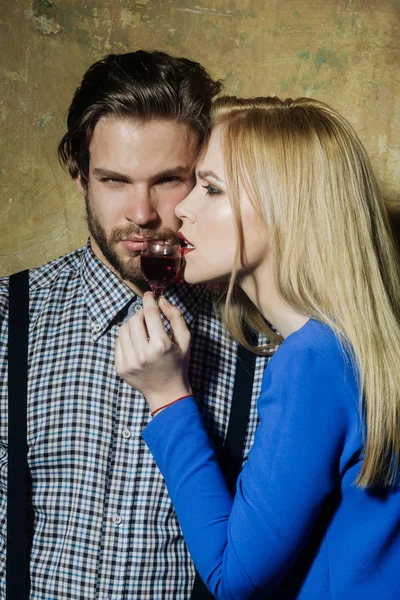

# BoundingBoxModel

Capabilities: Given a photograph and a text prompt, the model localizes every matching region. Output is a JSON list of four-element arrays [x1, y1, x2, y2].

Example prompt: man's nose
[[124, 187, 158, 225]]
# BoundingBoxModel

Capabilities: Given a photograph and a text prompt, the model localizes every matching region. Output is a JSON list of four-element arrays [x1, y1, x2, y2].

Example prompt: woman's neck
[[239, 263, 309, 339]]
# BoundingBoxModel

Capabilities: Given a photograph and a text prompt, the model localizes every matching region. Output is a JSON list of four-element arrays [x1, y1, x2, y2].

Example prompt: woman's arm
[[142, 340, 354, 599], [116, 294, 356, 599]]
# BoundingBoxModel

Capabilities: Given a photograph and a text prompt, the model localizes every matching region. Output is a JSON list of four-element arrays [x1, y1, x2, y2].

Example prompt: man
[[0, 51, 272, 599]]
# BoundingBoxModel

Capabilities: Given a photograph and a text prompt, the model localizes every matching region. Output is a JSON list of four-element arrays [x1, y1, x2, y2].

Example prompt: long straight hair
[[211, 96, 400, 488]]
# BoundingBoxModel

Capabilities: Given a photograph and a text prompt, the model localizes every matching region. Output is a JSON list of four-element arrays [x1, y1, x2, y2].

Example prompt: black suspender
[[220, 331, 257, 495], [7, 269, 30, 599], [190, 333, 257, 600], [6, 271, 256, 600]]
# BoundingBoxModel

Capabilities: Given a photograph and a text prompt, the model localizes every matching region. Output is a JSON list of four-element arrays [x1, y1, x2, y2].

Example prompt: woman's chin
[[182, 274, 207, 285], [181, 260, 231, 286], [182, 271, 229, 287], [181, 267, 210, 286]]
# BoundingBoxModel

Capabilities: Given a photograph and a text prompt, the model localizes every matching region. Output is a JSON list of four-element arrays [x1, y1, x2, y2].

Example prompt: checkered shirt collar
[[80, 240, 208, 341]]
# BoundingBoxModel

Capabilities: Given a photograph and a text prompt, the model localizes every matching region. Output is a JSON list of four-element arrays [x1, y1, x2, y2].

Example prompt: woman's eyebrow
[[197, 169, 225, 183]]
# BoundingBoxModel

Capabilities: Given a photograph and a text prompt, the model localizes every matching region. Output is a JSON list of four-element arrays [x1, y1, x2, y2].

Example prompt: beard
[[85, 194, 180, 284]]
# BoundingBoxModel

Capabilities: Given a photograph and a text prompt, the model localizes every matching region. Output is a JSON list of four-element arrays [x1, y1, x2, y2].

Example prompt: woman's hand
[[115, 292, 192, 414]]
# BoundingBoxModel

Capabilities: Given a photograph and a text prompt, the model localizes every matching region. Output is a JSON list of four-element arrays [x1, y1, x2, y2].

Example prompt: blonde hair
[[210, 96, 400, 488]]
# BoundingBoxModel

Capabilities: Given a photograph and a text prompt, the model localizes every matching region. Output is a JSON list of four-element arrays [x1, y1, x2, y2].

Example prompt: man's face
[[82, 117, 199, 289]]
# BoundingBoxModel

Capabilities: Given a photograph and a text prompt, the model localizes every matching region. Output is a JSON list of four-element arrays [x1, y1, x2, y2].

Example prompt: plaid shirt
[[0, 242, 273, 600]]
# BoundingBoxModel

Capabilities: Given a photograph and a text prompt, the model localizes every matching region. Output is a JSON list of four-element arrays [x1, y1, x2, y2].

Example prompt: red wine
[[141, 254, 181, 289]]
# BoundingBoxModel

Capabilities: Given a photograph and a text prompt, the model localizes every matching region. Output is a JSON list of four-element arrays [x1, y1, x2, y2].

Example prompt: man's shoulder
[[0, 247, 85, 322], [28, 246, 85, 290], [1, 247, 85, 293]]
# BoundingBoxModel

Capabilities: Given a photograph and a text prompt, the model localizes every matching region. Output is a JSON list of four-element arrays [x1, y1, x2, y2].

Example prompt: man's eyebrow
[[92, 166, 192, 182], [197, 170, 225, 183], [153, 166, 192, 180], [93, 168, 131, 182]]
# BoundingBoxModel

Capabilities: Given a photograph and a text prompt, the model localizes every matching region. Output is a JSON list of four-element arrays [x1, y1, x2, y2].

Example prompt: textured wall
[[1, 0, 399, 274]]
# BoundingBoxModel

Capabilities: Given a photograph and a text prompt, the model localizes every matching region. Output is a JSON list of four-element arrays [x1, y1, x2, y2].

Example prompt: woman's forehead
[[198, 127, 225, 169]]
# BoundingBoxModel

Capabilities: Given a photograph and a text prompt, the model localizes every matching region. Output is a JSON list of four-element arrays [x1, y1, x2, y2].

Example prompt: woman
[[115, 97, 400, 599]]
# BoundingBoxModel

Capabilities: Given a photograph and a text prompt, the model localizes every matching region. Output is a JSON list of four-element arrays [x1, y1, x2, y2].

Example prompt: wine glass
[[140, 239, 182, 302]]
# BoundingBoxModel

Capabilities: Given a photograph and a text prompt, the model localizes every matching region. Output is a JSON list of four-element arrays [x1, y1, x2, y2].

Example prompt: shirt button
[[92, 321, 101, 333], [112, 514, 122, 526], [122, 428, 131, 440]]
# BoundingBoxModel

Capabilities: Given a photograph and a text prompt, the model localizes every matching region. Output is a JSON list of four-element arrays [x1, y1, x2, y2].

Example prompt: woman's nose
[[175, 188, 196, 222]]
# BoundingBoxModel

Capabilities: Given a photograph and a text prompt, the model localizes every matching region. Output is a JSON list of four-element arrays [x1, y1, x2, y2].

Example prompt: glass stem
[[152, 288, 163, 303]]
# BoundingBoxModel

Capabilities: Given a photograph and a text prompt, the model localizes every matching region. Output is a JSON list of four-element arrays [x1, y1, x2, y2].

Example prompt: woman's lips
[[180, 247, 195, 256], [178, 231, 195, 254]]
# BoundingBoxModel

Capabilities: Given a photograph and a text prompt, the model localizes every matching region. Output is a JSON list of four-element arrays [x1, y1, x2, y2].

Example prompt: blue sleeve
[[142, 340, 357, 600]]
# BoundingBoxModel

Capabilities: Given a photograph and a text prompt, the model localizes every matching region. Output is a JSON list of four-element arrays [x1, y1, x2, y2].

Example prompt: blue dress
[[142, 320, 400, 599]]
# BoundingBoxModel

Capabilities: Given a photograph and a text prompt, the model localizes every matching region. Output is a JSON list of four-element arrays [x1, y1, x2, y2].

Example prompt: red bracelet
[[151, 395, 192, 417]]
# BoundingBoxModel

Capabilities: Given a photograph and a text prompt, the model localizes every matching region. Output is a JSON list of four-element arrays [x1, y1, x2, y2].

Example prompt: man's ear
[[76, 174, 86, 196]]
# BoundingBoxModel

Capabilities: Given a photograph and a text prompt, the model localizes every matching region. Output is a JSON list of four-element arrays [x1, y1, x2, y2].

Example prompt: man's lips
[[120, 238, 146, 252], [120, 236, 189, 254]]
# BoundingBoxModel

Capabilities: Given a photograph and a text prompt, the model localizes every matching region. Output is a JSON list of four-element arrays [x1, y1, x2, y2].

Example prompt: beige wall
[[1, 0, 399, 274]]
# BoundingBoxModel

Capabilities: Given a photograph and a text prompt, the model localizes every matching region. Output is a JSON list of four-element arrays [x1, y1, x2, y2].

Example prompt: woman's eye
[[202, 184, 220, 196]]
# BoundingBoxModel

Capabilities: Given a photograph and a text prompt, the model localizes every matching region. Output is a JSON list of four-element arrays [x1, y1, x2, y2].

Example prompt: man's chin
[[89, 234, 144, 285], [98, 246, 143, 282], [116, 255, 143, 282]]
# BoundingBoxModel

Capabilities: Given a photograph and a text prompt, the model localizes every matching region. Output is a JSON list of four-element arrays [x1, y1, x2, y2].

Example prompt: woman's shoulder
[[276, 319, 349, 366], [264, 319, 359, 405]]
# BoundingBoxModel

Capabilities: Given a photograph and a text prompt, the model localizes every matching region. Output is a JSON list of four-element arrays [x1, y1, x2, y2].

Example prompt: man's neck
[[121, 277, 150, 297]]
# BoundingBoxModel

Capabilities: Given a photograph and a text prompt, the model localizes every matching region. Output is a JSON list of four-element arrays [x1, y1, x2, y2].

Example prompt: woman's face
[[175, 127, 269, 285]]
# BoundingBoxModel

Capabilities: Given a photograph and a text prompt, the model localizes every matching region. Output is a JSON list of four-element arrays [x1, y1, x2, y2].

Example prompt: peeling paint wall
[[1, 0, 399, 273]]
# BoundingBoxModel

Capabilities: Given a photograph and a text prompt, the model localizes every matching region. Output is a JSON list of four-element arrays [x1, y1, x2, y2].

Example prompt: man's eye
[[101, 178, 123, 185], [158, 176, 182, 185], [202, 184, 220, 196]]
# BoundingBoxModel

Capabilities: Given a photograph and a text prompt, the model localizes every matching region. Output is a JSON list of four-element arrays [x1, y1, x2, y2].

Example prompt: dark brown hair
[[58, 50, 222, 187]]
